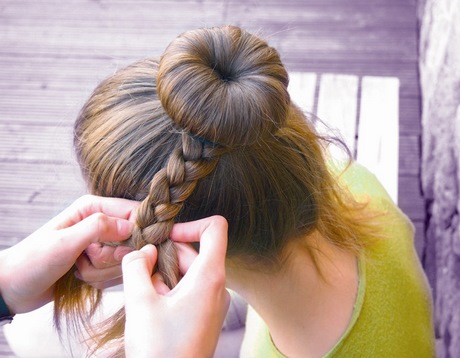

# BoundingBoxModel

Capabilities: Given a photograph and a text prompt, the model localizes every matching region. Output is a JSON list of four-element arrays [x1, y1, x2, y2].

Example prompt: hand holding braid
[[129, 133, 224, 288]]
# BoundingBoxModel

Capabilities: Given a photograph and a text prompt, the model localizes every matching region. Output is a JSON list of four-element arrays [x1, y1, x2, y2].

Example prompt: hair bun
[[157, 26, 290, 147]]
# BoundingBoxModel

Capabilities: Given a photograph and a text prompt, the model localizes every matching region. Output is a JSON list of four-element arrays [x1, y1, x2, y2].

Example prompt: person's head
[[56, 25, 373, 354]]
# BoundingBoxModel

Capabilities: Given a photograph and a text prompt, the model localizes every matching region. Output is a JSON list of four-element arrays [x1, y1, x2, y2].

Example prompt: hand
[[123, 216, 230, 358], [0, 195, 139, 314]]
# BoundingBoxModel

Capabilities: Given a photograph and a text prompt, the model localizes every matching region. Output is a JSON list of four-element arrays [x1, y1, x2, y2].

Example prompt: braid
[[129, 132, 223, 288]]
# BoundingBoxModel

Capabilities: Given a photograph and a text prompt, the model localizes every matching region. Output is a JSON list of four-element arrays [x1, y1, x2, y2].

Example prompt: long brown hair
[[54, 26, 378, 356]]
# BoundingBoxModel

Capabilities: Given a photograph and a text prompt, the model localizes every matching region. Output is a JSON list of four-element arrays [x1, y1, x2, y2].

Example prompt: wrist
[[0, 249, 16, 317], [0, 294, 14, 325]]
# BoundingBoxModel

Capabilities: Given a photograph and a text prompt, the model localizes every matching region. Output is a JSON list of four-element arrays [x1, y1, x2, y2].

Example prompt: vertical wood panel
[[317, 74, 359, 156], [288, 72, 317, 113], [357, 76, 400, 203]]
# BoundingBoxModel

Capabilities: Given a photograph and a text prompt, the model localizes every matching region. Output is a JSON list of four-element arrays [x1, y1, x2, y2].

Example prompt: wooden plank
[[0, 54, 134, 90], [0, 2, 416, 30], [413, 220, 425, 259], [288, 72, 317, 113], [225, 3, 417, 31], [357, 76, 400, 203], [399, 134, 420, 176], [1, 0, 416, 4], [0, 28, 171, 59], [0, 89, 86, 125], [0, 2, 225, 24], [1, 27, 416, 63], [398, 176, 425, 221], [0, 124, 74, 162], [0, 203, 70, 248], [316, 74, 359, 156], [0, 2, 226, 59], [273, 30, 417, 63], [0, 1, 226, 28], [0, 56, 127, 92], [399, 96, 421, 135], [0, 162, 86, 206]]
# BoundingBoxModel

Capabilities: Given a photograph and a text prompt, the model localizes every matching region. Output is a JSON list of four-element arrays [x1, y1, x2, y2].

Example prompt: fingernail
[[140, 244, 157, 255], [117, 220, 134, 237], [141, 244, 153, 251]]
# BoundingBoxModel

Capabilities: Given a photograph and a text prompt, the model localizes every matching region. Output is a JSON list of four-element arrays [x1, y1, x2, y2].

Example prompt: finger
[[85, 244, 117, 269], [151, 273, 170, 295], [170, 215, 227, 244], [114, 245, 135, 262], [171, 216, 228, 270], [85, 276, 123, 290], [122, 245, 159, 302], [171, 217, 228, 295], [175, 243, 198, 275], [85, 244, 133, 269], [49, 195, 139, 230], [58, 213, 134, 258], [194, 216, 228, 265], [75, 253, 123, 283]]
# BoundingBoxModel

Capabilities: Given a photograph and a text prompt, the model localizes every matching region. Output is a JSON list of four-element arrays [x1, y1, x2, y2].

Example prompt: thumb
[[60, 213, 134, 258], [123, 245, 158, 306]]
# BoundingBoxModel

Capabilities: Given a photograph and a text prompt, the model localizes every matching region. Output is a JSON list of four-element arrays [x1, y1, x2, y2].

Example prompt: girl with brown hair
[[54, 25, 435, 357]]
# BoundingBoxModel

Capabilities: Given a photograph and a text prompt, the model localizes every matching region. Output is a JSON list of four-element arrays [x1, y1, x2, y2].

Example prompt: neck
[[227, 234, 359, 357]]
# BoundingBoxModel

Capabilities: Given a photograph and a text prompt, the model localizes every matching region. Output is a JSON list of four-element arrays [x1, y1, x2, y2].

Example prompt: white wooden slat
[[357, 76, 400, 203], [316, 74, 359, 156], [288, 72, 317, 113], [292, 71, 400, 202]]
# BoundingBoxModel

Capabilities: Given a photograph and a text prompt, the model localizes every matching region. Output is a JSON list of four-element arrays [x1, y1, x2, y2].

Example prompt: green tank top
[[240, 163, 436, 357]]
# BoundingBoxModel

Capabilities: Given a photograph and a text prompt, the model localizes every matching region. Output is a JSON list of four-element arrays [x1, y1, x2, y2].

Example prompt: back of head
[[73, 25, 316, 275]]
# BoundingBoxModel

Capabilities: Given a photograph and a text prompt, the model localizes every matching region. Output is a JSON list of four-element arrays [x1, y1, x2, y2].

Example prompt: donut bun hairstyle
[[53, 26, 378, 356]]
